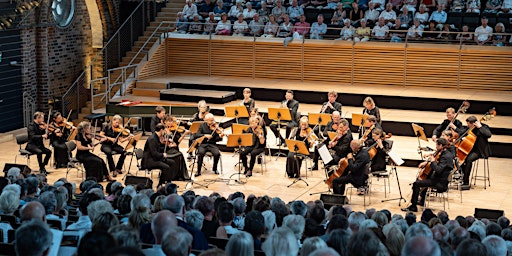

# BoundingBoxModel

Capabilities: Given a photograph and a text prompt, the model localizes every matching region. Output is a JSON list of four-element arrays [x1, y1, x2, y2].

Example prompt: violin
[[57, 118, 75, 130], [38, 121, 47, 130], [168, 122, 187, 133], [254, 125, 265, 138], [113, 125, 131, 136], [210, 122, 224, 135]]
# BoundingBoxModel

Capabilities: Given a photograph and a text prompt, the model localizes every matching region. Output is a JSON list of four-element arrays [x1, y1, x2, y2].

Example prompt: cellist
[[331, 140, 371, 196], [402, 138, 454, 212], [457, 116, 492, 190]]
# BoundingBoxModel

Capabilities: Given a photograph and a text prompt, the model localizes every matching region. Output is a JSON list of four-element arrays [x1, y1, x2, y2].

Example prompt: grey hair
[[185, 209, 204, 230], [301, 237, 328, 256], [482, 235, 507, 256], [262, 227, 299, 256], [87, 200, 114, 223], [405, 222, 433, 241], [108, 224, 141, 249], [401, 236, 440, 256], [162, 226, 193, 256], [0, 190, 20, 214], [38, 191, 57, 215], [262, 210, 276, 234], [283, 214, 306, 240], [15, 220, 53, 256], [122, 185, 136, 198], [232, 197, 246, 214], [226, 231, 254, 256]]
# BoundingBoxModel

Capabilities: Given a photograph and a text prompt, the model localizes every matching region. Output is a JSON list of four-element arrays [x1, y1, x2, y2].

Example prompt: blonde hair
[[446, 107, 456, 114], [243, 88, 251, 93], [363, 97, 375, 106], [198, 100, 207, 109], [113, 115, 122, 122]]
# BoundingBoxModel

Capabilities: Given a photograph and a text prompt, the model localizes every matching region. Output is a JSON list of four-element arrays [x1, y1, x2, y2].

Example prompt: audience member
[[226, 231, 254, 256], [262, 227, 300, 256], [162, 226, 194, 256], [15, 220, 53, 256]]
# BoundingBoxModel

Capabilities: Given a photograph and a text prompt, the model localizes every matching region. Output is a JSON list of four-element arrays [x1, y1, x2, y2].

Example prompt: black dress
[[164, 132, 190, 180], [286, 129, 311, 178], [49, 124, 71, 168], [76, 132, 109, 181], [238, 98, 256, 124]]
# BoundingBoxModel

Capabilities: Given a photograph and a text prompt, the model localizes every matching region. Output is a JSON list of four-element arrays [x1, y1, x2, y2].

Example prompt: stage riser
[[166, 82, 512, 116]]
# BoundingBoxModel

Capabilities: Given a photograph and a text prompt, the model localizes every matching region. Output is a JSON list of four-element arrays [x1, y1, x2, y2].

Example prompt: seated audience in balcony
[[229, 0, 244, 20], [243, 3, 257, 19], [288, 0, 305, 23], [310, 14, 328, 39], [429, 4, 447, 29], [278, 15, 294, 37], [198, 0, 215, 19], [390, 18, 408, 40], [213, 0, 227, 19], [398, 6, 413, 27], [421, 0, 437, 10], [407, 18, 424, 38], [437, 23, 455, 39], [502, 0, 512, 12], [233, 13, 249, 36], [379, 3, 397, 25], [349, 2, 364, 26], [423, 20, 441, 38], [474, 16, 493, 45], [341, 0, 355, 11], [332, 3, 347, 25], [216, 13, 232, 35], [364, 1, 380, 26], [484, 0, 503, 13], [354, 19, 371, 41], [188, 14, 204, 34], [372, 17, 389, 39], [492, 22, 507, 46], [183, 0, 199, 20], [414, 4, 430, 24], [262, 14, 279, 37], [204, 12, 217, 34], [326, 0, 340, 9], [249, 13, 265, 36], [404, 0, 418, 13], [175, 12, 189, 33], [258, 2, 271, 23], [310, 0, 328, 8], [337, 19, 355, 40], [272, 0, 288, 23], [372, 0, 385, 10], [466, 0, 481, 12], [451, 0, 466, 12], [293, 14, 311, 39], [456, 24, 474, 41]]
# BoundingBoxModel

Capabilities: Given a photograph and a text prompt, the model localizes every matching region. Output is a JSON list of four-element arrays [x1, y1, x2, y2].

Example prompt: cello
[[455, 108, 496, 163], [417, 148, 443, 180]]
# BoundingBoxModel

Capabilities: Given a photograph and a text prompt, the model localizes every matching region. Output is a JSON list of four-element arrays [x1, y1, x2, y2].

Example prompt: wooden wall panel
[[302, 40, 352, 83], [138, 41, 168, 80], [167, 37, 209, 75]]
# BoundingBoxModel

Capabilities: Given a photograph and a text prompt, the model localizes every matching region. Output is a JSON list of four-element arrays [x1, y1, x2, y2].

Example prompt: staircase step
[[136, 81, 168, 89], [132, 88, 162, 97], [81, 107, 92, 115]]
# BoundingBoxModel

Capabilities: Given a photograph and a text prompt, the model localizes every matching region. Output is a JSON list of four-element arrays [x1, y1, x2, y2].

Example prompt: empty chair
[[15, 134, 34, 165]]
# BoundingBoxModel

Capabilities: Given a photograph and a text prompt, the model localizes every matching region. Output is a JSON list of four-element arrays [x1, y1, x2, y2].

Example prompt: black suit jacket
[[432, 119, 463, 138], [282, 99, 299, 122], [195, 122, 222, 145], [430, 149, 455, 190], [178, 219, 209, 250], [348, 149, 371, 184], [150, 115, 163, 133], [27, 121, 45, 147], [331, 130, 352, 158], [320, 101, 342, 114], [141, 133, 164, 168], [456, 123, 492, 158]]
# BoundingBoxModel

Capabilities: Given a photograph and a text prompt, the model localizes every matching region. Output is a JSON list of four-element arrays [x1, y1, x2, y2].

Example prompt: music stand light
[[225, 106, 249, 124], [285, 139, 310, 187], [268, 108, 292, 159], [227, 134, 253, 184]]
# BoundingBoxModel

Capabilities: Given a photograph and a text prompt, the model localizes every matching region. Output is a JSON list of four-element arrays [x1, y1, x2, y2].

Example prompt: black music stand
[[285, 139, 310, 187], [308, 113, 332, 139], [268, 107, 292, 160], [185, 136, 209, 189], [227, 134, 253, 184], [412, 123, 429, 159], [381, 149, 406, 206], [225, 106, 249, 124], [124, 132, 143, 179]]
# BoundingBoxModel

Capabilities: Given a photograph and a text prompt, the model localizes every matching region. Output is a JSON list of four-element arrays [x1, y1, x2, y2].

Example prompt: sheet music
[[387, 149, 404, 166], [318, 144, 333, 164]]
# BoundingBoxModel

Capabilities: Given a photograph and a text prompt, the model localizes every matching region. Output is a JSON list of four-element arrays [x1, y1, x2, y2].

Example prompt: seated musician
[[286, 117, 314, 178], [150, 106, 166, 133], [312, 115, 349, 170], [187, 100, 210, 159], [26, 112, 52, 174], [457, 116, 492, 190], [240, 116, 267, 177], [50, 112, 73, 168], [332, 140, 371, 196], [163, 115, 192, 181], [238, 88, 256, 125], [431, 107, 463, 142], [270, 90, 299, 146], [100, 115, 130, 177], [362, 97, 381, 125], [359, 115, 380, 143], [75, 121, 113, 182], [320, 91, 343, 115], [368, 128, 391, 173], [402, 138, 454, 212], [141, 124, 176, 187], [194, 113, 225, 176]]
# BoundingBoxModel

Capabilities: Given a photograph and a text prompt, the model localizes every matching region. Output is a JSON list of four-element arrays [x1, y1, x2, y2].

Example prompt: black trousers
[[461, 152, 479, 185], [197, 144, 221, 173], [286, 152, 304, 178], [101, 143, 127, 173], [240, 146, 265, 171], [77, 151, 109, 181], [332, 173, 367, 195], [52, 141, 68, 168], [145, 157, 176, 185], [26, 143, 51, 170], [269, 121, 297, 142]]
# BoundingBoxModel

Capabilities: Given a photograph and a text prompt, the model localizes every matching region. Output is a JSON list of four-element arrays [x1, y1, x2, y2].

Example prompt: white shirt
[[66, 215, 91, 231], [475, 25, 493, 41], [379, 10, 397, 20], [182, 4, 198, 19], [372, 24, 389, 37]]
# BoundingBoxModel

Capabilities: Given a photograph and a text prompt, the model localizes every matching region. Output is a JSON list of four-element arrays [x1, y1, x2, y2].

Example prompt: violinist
[[360, 115, 380, 144], [369, 128, 391, 173], [240, 116, 267, 177], [49, 112, 71, 168], [163, 114, 192, 181], [457, 116, 492, 190], [286, 117, 314, 178], [100, 115, 129, 177], [332, 140, 371, 196], [150, 106, 166, 133], [238, 88, 256, 125], [194, 113, 224, 176], [75, 121, 113, 182], [320, 91, 342, 114], [141, 123, 176, 187], [311, 111, 343, 170], [270, 90, 300, 146], [402, 138, 454, 212], [187, 100, 209, 159], [362, 97, 381, 125], [431, 107, 463, 142], [26, 111, 52, 175]]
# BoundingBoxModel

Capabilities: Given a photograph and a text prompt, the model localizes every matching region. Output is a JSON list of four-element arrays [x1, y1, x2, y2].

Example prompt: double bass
[[455, 108, 496, 163], [445, 100, 470, 140]]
